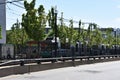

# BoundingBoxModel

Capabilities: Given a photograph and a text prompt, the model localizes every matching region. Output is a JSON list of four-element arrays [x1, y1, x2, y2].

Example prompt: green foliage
[[58, 25, 67, 44], [6, 0, 119, 48], [22, 0, 47, 41], [48, 7, 57, 36], [57, 12, 67, 44], [48, 7, 54, 27], [86, 23, 103, 46], [45, 29, 54, 39], [69, 19, 74, 44], [6, 20, 28, 45], [103, 28, 114, 47]]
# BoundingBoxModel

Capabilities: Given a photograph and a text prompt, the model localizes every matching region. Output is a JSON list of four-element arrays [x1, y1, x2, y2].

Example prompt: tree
[[104, 28, 114, 47], [22, 0, 47, 41], [69, 19, 74, 45], [77, 23, 86, 44], [58, 12, 67, 44], [6, 20, 29, 58], [6, 19, 28, 45], [48, 7, 55, 33], [87, 23, 101, 46], [48, 7, 58, 39]]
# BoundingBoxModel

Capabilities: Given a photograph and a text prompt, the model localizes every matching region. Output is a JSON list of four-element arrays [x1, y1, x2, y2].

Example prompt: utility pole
[[78, 20, 81, 56], [54, 7, 58, 57], [78, 20, 81, 40], [61, 12, 63, 27], [115, 30, 117, 54]]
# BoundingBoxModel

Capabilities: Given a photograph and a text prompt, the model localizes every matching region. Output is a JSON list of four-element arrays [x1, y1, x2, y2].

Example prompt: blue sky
[[6, 0, 120, 30]]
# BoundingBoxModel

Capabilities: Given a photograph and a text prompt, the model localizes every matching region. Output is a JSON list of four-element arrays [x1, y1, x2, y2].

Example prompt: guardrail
[[0, 55, 120, 67]]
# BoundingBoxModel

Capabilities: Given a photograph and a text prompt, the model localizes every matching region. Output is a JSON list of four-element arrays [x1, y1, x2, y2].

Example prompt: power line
[[6, 4, 23, 16], [6, 5, 22, 13], [4, 1, 100, 27], [0, 0, 25, 10], [58, 17, 93, 25], [0, 0, 24, 5], [6, 4, 11, 10], [16, 1, 24, 6], [6, 1, 97, 26], [10, 2, 24, 9], [7, 11, 21, 16]]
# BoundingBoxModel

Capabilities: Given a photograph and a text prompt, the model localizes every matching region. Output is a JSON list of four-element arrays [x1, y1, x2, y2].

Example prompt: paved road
[[1, 61, 120, 80]]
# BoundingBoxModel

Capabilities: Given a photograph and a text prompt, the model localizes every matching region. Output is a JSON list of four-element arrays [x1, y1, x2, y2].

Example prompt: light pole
[[78, 20, 81, 56], [114, 29, 117, 54], [54, 7, 58, 57]]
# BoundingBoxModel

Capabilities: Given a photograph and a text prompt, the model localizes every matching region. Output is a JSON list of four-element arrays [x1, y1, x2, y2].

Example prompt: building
[[115, 28, 120, 37], [99, 28, 114, 38], [0, 0, 6, 43]]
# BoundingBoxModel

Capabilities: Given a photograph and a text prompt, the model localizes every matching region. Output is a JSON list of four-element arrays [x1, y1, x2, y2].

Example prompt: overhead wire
[[16, 1, 24, 6], [6, 5, 23, 13], [0, 0, 24, 5], [10, 2, 24, 9], [7, 11, 21, 16], [6, 2, 22, 25], [2, 0, 100, 27], [6, 4, 22, 16]]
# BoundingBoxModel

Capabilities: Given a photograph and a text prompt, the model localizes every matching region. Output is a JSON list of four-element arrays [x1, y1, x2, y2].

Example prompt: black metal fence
[[1, 43, 120, 59], [13, 44, 120, 59]]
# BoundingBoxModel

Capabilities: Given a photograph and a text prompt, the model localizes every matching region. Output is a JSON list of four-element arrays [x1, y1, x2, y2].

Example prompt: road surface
[[1, 61, 120, 80]]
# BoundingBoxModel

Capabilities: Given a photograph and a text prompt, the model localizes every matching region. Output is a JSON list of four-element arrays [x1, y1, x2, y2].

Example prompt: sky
[[6, 0, 120, 30]]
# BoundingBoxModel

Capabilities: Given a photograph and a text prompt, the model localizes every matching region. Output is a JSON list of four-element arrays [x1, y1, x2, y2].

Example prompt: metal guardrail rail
[[0, 55, 120, 67]]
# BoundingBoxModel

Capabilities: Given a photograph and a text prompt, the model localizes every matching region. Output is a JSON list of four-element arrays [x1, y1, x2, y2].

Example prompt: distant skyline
[[6, 0, 120, 30]]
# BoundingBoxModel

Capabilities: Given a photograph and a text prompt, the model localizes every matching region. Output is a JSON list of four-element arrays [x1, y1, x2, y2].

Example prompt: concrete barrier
[[0, 57, 120, 77]]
